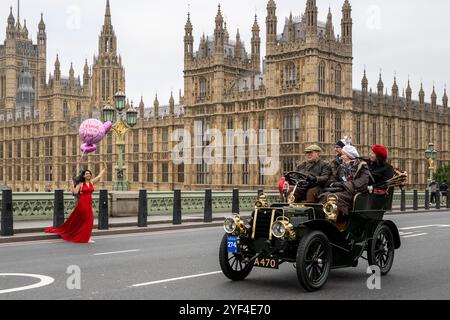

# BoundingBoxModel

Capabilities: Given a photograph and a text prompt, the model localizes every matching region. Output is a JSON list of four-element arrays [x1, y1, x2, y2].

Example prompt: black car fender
[[301, 220, 351, 252], [381, 220, 401, 249], [366, 220, 401, 250]]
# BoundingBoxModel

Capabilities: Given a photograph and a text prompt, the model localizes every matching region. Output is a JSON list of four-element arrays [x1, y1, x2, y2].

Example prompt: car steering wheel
[[284, 171, 310, 189]]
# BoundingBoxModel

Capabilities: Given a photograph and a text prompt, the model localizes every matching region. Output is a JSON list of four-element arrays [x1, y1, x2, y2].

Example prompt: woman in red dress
[[46, 167, 106, 244]]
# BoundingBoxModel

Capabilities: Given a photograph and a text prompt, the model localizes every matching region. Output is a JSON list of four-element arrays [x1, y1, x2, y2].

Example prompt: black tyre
[[367, 224, 395, 275], [296, 230, 332, 292], [219, 234, 254, 281]]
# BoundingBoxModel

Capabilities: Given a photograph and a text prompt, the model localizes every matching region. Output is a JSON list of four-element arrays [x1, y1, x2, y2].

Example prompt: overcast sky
[[1, 0, 449, 106]]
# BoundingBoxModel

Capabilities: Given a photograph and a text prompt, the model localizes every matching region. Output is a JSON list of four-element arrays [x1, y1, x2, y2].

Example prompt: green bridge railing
[[0, 190, 440, 221]]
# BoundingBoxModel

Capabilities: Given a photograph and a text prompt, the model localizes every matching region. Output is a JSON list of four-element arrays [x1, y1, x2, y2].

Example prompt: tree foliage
[[435, 165, 450, 184]]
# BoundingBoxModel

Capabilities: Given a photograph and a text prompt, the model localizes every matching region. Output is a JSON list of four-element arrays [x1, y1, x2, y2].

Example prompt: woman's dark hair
[[375, 157, 387, 166], [74, 169, 92, 185]]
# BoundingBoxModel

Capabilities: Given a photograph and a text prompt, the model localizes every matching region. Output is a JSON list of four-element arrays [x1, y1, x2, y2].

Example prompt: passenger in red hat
[[367, 144, 394, 188], [372, 144, 388, 160]]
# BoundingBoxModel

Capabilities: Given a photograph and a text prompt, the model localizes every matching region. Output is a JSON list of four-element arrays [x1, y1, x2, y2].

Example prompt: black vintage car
[[219, 171, 403, 292]]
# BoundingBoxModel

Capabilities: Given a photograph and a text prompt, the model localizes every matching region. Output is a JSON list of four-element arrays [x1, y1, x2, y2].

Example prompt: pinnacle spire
[[362, 69, 368, 90], [419, 82, 425, 104], [39, 13, 45, 30], [22, 19, 28, 36], [215, 4, 224, 26], [252, 14, 260, 33], [8, 6, 15, 26], [104, 0, 112, 25], [443, 87, 448, 107], [377, 72, 384, 95], [326, 6, 335, 40], [185, 11, 192, 30]]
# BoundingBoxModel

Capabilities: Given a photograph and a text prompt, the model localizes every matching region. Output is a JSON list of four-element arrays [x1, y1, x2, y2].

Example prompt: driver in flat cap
[[293, 144, 332, 203]]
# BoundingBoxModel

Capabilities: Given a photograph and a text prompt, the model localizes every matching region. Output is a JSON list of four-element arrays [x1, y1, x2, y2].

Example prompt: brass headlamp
[[223, 214, 247, 236], [271, 216, 296, 240]]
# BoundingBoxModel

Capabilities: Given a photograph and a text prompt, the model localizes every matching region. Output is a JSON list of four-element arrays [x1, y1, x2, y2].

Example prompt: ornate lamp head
[[114, 90, 126, 112], [102, 102, 114, 123]]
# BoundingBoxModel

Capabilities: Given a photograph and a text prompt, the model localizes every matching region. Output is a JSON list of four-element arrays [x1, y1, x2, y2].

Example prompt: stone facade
[[0, 0, 449, 192]]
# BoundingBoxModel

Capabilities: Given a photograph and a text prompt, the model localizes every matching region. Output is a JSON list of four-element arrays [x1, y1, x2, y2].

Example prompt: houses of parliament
[[0, 0, 449, 192]]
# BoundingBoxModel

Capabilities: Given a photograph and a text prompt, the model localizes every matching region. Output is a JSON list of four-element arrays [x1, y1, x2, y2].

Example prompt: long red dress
[[45, 183, 95, 243]]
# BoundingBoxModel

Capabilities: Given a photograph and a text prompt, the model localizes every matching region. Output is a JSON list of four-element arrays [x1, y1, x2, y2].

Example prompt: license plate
[[227, 236, 238, 254], [254, 257, 279, 269]]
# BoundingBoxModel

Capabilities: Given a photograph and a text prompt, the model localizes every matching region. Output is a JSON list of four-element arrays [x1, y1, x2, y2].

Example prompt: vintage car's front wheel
[[367, 224, 395, 275], [219, 234, 254, 281], [296, 230, 332, 292]]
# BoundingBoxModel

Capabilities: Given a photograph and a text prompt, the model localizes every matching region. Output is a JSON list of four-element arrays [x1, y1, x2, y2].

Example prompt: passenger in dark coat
[[328, 140, 345, 187], [365, 144, 394, 188], [320, 145, 370, 217], [293, 144, 332, 203]]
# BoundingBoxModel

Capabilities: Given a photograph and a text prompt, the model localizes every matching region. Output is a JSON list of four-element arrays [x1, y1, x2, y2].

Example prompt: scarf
[[343, 159, 361, 182]]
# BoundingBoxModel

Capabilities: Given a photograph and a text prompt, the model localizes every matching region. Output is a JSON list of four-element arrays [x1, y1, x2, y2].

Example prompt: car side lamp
[[323, 195, 339, 221]]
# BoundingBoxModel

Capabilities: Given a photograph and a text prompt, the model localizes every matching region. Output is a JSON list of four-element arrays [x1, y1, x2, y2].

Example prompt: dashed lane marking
[[402, 233, 428, 239], [130, 271, 222, 288], [399, 225, 450, 231], [94, 249, 141, 256]]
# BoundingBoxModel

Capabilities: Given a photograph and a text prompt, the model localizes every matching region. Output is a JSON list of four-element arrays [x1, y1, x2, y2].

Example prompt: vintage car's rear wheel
[[296, 230, 332, 292], [219, 234, 254, 281], [368, 224, 395, 275]]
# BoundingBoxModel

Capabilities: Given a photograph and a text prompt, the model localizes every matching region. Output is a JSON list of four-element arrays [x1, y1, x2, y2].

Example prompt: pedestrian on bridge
[[45, 165, 106, 244]]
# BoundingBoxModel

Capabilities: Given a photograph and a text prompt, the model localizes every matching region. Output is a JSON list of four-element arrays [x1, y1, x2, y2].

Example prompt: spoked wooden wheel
[[368, 224, 395, 275], [219, 234, 253, 281], [296, 230, 332, 292]]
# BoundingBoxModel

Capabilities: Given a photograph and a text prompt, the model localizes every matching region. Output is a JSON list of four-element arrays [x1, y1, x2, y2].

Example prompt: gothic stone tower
[[265, 0, 353, 172], [183, 5, 263, 189], [91, 0, 126, 110], [182, 1, 353, 190], [0, 6, 46, 117]]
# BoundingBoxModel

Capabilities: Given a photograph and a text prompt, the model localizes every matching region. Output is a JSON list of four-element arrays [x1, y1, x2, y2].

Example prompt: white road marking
[[94, 249, 141, 256], [399, 232, 413, 236], [130, 271, 222, 288], [399, 225, 450, 231], [0, 240, 63, 248], [402, 233, 428, 239], [0, 274, 54, 295]]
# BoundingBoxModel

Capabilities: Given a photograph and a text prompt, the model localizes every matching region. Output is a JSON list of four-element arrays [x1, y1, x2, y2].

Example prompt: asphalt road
[[1, 211, 450, 300]]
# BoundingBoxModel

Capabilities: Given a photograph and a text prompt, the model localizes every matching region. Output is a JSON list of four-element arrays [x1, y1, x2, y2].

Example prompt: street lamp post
[[424, 143, 437, 190], [102, 90, 138, 191]]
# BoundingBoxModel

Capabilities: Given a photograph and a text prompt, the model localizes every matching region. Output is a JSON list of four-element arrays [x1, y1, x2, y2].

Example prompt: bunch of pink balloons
[[79, 119, 113, 154]]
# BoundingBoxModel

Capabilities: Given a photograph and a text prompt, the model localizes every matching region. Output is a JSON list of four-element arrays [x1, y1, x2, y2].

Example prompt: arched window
[[285, 63, 296, 86], [335, 65, 342, 96], [63, 100, 69, 118], [199, 78, 207, 97], [47, 100, 53, 119], [318, 61, 326, 93]]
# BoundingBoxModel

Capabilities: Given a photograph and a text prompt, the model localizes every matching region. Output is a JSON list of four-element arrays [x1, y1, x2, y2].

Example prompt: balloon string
[[79, 152, 87, 170]]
